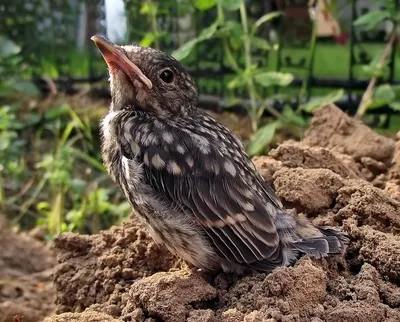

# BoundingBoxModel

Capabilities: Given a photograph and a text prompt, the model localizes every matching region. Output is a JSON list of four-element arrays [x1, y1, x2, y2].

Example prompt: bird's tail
[[292, 227, 349, 259], [275, 210, 349, 261]]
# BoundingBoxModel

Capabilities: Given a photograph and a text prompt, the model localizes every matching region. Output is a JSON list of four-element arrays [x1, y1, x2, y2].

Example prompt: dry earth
[[2, 104, 400, 322]]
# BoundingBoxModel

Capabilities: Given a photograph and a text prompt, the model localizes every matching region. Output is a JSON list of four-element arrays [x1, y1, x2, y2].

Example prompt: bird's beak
[[91, 35, 153, 90]]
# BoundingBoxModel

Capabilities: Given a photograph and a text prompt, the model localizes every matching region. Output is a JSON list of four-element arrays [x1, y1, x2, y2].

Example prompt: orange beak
[[91, 35, 153, 89]]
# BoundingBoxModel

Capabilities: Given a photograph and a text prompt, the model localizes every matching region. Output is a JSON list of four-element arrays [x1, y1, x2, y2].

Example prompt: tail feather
[[292, 228, 348, 259], [293, 238, 330, 259]]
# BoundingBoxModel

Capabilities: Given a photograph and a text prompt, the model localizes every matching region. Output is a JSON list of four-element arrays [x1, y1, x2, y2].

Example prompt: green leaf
[[248, 121, 281, 156], [140, 33, 156, 47], [217, 20, 242, 36], [251, 11, 282, 35], [172, 21, 220, 60], [368, 84, 396, 110], [0, 36, 20, 57], [227, 73, 246, 89], [171, 39, 198, 61], [390, 102, 400, 111], [248, 36, 271, 50], [45, 104, 70, 120], [13, 80, 39, 96], [395, 12, 400, 23], [70, 148, 106, 172], [374, 84, 396, 102], [300, 89, 345, 113], [195, 0, 216, 10], [353, 11, 390, 29], [218, 20, 243, 48], [253, 72, 294, 87], [217, 0, 241, 10], [282, 105, 307, 127], [140, 2, 157, 15]]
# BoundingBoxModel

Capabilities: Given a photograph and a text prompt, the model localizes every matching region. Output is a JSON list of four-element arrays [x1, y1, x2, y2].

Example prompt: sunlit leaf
[[195, 0, 216, 10], [354, 11, 390, 30], [390, 102, 400, 111], [0, 36, 20, 57], [37, 201, 50, 211], [140, 2, 157, 15], [300, 89, 345, 113], [254, 72, 294, 87], [140, 33, 155, 47], [248, 121, 281, 156], [227, 73, 246, 89]]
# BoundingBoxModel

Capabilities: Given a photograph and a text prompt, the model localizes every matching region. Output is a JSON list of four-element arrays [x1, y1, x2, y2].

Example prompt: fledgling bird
[[91, 35, 347, 274]]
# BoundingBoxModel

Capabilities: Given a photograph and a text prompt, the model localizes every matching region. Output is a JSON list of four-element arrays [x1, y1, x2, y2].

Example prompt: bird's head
[[91, 35, 197, 116]]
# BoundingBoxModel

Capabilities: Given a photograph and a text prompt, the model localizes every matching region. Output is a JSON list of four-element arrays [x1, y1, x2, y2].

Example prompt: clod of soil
[[43, 309, 120, 322], [44, 104, 400, 321], [127, 271, 217, 322], [0, 216, 56, 322], [303, 103, 395, 165], [268, 141, 362, 179], [386, 140, 400, 200], [273, 168, 345, 214]]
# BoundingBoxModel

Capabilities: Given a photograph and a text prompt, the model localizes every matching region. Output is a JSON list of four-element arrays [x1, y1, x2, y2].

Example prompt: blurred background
[[1, 0, 399, 236]]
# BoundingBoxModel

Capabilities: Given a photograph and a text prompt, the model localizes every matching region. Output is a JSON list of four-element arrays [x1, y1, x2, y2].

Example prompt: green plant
[[1, 100, 131, 236], [353, 0, 400, 117], [173, 1, 293, 151], [0, 36, 39, 97], [123, 0, 174, 49], [173, 0, 346, 155]]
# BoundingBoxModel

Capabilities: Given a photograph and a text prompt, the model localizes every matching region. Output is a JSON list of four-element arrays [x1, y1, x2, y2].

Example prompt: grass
[[0, 96, 131, 236]]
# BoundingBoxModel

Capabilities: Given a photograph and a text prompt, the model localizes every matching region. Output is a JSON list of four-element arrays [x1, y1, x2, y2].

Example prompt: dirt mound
[[0, 216, 56, 322], [46, 104, 400, 322], [385, 140, 400, 200], [52, 218, 182, 314], [303, 104, 395, 165]]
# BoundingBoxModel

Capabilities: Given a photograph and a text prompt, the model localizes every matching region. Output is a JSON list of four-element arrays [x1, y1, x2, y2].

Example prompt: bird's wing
[[120, 117, 281, 264]]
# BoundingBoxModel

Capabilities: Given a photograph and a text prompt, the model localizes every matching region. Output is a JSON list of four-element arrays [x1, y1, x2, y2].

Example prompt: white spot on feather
[[143, 152, 149, 165], [191, 134, 210, 154], [186, 156, 194, 168], [176, 144, 185, 154], [130, 141, 140, 155], [224, 160, 236, 176], [151, 154, 165, 169], [162, 132, 174, 143], [167, 161, 182, 174]]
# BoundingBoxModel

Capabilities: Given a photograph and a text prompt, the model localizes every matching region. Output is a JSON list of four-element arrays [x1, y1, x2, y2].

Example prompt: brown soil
[[5, 104, 400, 322], [0, 216, 56, 322]]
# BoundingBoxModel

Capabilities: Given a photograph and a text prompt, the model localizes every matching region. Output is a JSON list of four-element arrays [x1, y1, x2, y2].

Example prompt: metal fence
[[2, 0, 399, 123]]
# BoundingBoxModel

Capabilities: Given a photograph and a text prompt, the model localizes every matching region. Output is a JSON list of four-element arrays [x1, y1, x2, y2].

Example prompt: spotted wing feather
[[120, 112, 283, 265]]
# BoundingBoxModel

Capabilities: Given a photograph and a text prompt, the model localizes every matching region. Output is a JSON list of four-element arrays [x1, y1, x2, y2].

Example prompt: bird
[[91, 35, 347, 274]]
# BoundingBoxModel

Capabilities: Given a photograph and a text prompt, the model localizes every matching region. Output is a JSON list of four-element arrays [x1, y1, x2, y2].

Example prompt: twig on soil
[[13, 315, 23, 322], [355, 30, 398, 119]]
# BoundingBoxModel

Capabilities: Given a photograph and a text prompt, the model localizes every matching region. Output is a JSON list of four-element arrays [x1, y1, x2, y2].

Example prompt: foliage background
[[0, 0, 399, 236]]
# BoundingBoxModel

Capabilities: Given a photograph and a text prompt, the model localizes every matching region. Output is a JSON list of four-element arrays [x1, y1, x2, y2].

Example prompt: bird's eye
[[159, 69, 174, 84]]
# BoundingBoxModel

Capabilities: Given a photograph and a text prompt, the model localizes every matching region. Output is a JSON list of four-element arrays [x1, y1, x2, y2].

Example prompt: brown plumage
[[92, 35, 347, 274]]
